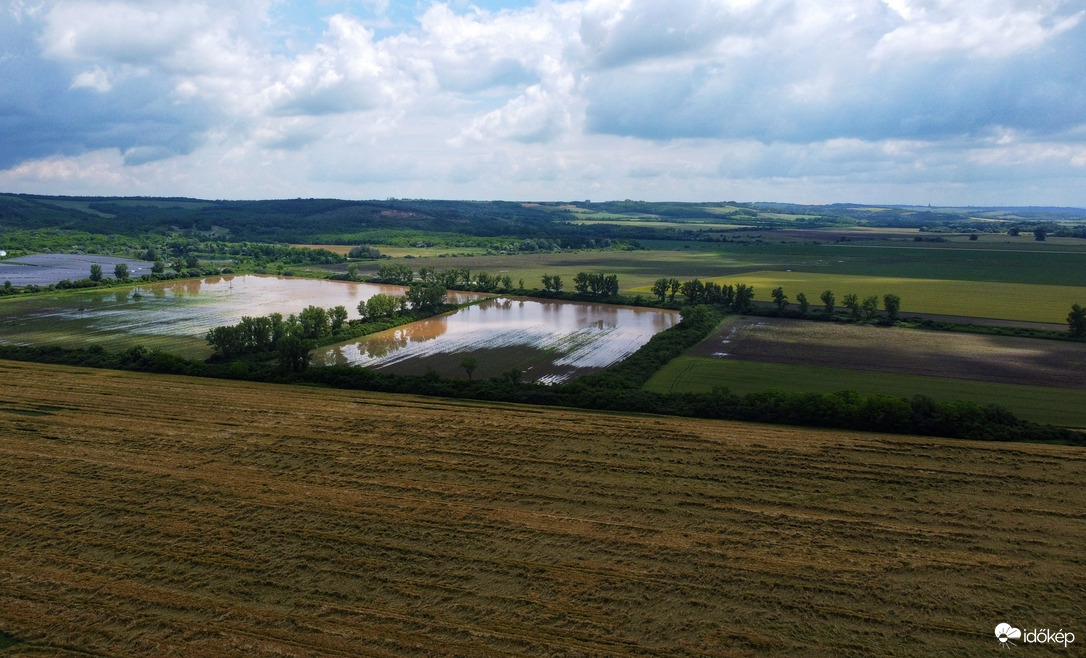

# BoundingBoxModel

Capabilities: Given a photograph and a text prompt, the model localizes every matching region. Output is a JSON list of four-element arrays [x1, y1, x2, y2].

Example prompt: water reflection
[[319, 296, 678, 383], [0, 275, 486, 357]]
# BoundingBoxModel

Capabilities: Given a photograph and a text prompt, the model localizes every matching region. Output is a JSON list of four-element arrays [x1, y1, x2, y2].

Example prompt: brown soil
[[691, 317, 1086, 389]]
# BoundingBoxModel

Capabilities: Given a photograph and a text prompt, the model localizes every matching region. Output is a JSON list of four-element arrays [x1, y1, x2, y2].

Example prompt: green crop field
[[1, 360, 1083, 655], [628, 270, 1084, 323], [361, 239, 1086, 301], [646, 356, 1086, 428]]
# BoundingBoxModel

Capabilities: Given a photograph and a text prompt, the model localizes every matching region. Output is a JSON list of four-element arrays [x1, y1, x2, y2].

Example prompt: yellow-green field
[[1, 360, 1084, 656], [631, 270, 1085, 323]]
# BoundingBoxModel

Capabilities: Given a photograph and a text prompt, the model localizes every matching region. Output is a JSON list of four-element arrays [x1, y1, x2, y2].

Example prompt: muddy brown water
[[318, 296, 679, 383]]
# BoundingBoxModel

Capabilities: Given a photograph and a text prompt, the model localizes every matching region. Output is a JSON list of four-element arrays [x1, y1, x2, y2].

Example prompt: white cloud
[[3, 0, 1085, 205], [871, 6, 1084, 61], [69, 65, 111, 91], [0, 150, 128, 188]]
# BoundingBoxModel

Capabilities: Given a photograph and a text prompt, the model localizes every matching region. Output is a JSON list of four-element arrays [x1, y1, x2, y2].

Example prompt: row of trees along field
[[1, 301, 1077, 445]]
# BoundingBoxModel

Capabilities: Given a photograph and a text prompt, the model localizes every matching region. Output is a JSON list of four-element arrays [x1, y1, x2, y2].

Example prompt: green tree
[[668, 278, 681, 303], [883, 294, 901, 321], [680, 279, 705, 305], [277, 335, 310, 372], [460, 356, 478, 381], [771, 286, 788, 311], [407, 281, 447, 312], [1034, 227, 1047, 241], [820, 290, 835, 314], [602, 274, 619, 296], [573, 272, 590, 294], [362, 293, 399, 319], [861, 295, 879, 320], [329, 305, 348, 333], [1068, 303, 1086, 337], [151, 260, 165, 274], [652, 278, 670, 303], [206, 324, 245, 358], [796, 292, 809, 315], [114, 263, 129, 280], [377, 263, 413, 284], [541, 273, 563, 293], [842, 293, 860, 318], [298, 305, 330, 338], [734, 284, 755, 313], [89, 263, 103, 282]]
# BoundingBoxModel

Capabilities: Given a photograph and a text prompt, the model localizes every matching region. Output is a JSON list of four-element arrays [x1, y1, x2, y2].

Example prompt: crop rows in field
[[690, 317, 1086, 390], [648, 357, 1086, 428], [644, 316, 1086, 427], [1, 360, 1083, 656]]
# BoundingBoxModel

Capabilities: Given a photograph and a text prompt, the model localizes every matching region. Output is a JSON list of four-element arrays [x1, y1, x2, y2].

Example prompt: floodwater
[[0, 254, 156, 286], [0, 275, 483, 357], [318, 297, 680, 383]]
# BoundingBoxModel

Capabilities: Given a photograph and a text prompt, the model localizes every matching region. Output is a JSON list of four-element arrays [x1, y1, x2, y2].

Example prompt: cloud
[[870, 5, 1084, 61], [69, 65, 111, 91], [0, 0, 1084, 205]]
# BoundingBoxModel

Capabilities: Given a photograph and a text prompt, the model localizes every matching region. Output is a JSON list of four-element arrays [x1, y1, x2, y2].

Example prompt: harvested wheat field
[[0, 360, 1083, 656]]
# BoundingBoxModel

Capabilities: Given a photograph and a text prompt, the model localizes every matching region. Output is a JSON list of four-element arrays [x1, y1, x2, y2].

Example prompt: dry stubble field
[[0, 360, 1084, 656]]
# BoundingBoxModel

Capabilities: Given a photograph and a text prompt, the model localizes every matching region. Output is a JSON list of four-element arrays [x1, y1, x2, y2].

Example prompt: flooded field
[[0, 254, 155, 286], [318, 297, 679, 383], [0, 276, 482, 358]]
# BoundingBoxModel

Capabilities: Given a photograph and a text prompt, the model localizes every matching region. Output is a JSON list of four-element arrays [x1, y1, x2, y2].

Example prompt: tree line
[[1, 305, 1077, 446]]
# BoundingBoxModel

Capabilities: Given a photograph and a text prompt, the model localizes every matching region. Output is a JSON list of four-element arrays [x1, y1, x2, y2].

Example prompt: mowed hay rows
[[0, 360, 1083, 656]]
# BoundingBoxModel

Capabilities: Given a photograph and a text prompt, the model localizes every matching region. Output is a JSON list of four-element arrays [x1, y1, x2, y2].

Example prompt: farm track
[[0, 360, 1083, 656]]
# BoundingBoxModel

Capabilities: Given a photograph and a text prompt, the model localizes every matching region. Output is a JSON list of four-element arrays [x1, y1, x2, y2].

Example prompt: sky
[[1, 0, 1085, 206]]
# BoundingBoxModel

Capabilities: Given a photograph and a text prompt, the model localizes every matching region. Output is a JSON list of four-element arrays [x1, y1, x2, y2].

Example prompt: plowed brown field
[[692, 316, 1086, 389], [0, 360, 1083, 656]]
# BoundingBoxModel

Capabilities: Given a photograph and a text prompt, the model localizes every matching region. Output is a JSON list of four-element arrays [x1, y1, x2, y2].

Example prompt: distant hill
[[2, 194, 1084, 244]]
